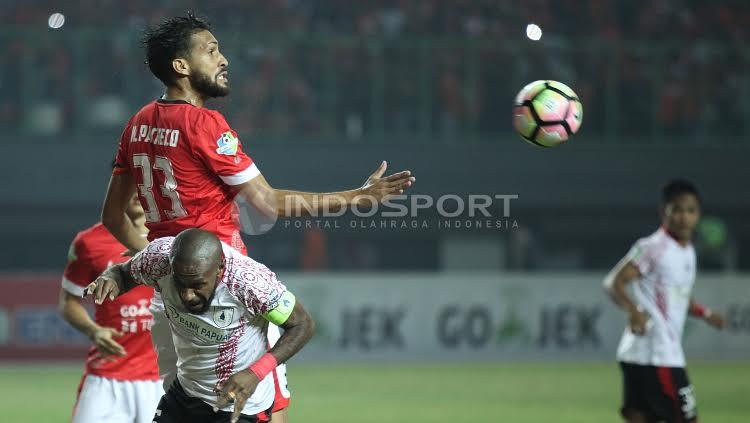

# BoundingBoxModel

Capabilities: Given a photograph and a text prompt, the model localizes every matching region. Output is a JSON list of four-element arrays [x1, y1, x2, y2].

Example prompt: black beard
[[187, 286, 218, 315], [190, 72, 229, 98]]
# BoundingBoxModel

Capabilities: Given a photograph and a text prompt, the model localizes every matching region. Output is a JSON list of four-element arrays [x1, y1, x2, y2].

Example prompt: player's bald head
[[169, 229, 224, 314], [170, 228, 223, 275]]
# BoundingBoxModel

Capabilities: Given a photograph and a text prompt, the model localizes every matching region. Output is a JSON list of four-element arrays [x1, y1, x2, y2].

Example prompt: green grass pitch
[[0, 362, 747, 422]]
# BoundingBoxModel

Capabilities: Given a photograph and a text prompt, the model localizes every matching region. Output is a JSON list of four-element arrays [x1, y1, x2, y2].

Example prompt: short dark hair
[[142, 12, 211, 85], [171, 228, 223, 270], [662, 179, 701, 206]]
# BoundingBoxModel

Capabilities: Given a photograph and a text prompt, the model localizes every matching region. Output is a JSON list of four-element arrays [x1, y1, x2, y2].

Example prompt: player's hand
[[357, 161, 415, 206], [89, 326, 126, 357], [628, 307, 650, 336], [705, 312, 726, 330], [213, 370, 261, 423], [84, 275, 121, 304]]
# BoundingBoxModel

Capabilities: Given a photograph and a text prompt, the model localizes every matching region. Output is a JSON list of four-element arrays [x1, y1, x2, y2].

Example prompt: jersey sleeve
[[61, 236, 97, 296], [226, 257, 287, 316], [113, 118, 134, 175], [128, 237, 173, 287], [626, 238, 658, 275], [193, 111, 260, 186]]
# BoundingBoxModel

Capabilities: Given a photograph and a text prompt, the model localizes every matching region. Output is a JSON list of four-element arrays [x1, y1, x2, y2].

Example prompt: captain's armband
[[262, 291, 296, 325]]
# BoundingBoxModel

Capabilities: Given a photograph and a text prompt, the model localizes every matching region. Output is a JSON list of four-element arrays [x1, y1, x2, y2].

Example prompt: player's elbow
[[604, 261, 637, 295], [57, 290, 75, 317], [603, 269, 629, 305], [306, 315, 316, 342], [608, 273, 626, 292], [296, 308, 316, 344]]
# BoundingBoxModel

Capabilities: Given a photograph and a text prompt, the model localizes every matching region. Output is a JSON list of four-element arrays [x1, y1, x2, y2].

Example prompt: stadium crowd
[[1, 0, 748, 141]]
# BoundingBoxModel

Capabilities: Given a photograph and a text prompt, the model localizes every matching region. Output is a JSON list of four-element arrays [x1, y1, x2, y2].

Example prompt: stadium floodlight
[[48, 13, 65, 29], [526, 23, 542, 41]]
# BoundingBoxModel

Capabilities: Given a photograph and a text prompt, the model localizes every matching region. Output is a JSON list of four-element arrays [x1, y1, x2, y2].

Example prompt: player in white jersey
[[86, 229, 315, 423], [604, 179, 725, 423]]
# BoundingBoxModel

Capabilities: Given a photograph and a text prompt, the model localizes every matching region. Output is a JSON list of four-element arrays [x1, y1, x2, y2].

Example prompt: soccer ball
[[513, 80, 583, 147]]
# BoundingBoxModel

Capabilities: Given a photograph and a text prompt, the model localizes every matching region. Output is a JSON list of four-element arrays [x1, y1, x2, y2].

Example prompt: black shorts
[[619, 362, 698, 423], [153, 379, 273, 423]]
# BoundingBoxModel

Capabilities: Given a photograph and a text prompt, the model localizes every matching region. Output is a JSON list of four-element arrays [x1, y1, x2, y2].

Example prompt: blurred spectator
[[300, 228, 328, 271]]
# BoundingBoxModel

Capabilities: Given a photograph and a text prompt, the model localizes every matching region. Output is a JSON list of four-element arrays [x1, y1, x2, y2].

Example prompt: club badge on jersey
[[216, 132, 239, 155], [212, 308, 235, 329]]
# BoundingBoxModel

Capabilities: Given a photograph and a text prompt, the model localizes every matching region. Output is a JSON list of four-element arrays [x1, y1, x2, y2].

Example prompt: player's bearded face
[[188, 285, 217, 314], [184, 31, 230, 98], [190, 68, 229, 98], [174, 263, 223, 314], [180, 282, 217, 314]]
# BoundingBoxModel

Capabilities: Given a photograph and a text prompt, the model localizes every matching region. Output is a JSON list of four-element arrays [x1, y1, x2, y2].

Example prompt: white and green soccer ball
[[513, 80, 583, 147]]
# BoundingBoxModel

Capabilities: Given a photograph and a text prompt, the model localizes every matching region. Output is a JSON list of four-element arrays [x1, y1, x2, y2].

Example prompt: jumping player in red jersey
[[59, 193, 162, 423], [101, 13, 415, 422]]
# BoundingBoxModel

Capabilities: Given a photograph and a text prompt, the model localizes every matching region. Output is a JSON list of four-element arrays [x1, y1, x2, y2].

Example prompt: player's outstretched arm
[[102, 173, 149, 252], [58, 289, 126, 357], [84, 262, 138, 304], [604, 260, 649, 335], [234, 161, 415, 218], [688, 298, 726, 330]]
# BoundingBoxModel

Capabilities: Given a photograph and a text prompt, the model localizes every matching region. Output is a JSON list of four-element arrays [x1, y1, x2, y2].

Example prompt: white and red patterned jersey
[[616, 227, 697, 367], [62, 223, 159, 381], [113, 100, 258, 254], [128, 237, 287, 414]]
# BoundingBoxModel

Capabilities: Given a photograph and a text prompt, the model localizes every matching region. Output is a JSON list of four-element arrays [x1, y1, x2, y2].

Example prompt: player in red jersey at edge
[[100, 12, 415, 422], [59, 193, 162, 423]]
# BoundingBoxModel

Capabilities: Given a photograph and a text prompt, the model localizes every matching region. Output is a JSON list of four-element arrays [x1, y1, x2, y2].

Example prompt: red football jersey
[[62, 223, 159, 381], [114, 99, 255, 254]]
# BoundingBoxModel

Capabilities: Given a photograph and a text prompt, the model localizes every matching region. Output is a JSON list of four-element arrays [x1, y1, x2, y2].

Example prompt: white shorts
[[73, 375, 164, 423]]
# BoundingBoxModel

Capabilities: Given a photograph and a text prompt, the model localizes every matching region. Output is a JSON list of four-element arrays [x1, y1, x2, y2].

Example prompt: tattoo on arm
[[268, 301, 315, 364]]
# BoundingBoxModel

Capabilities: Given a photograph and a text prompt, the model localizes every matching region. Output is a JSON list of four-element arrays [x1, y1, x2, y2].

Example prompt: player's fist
[[213, 370, 261, 423], [84, 275, 121, 304], [705, 312, 726, 330], [89, 326, 126, 357], [628, 308, 650, 336], [358, 160, 415, 206]]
